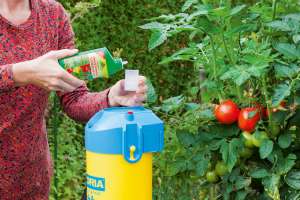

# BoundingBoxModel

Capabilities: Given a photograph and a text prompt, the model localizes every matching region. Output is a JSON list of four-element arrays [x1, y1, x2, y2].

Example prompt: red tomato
[[214, 100, 240, 124], [238, 107, 260, 132]]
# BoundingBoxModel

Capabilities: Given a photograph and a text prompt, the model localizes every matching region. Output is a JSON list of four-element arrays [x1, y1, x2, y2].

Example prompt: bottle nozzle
[[122, 61, 128, 65]]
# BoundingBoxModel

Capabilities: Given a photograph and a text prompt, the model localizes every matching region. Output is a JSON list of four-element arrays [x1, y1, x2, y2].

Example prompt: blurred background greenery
[[48, 0, 196, 199]]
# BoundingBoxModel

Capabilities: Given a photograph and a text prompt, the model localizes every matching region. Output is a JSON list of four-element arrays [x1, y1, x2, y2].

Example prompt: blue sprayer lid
[[85, 107, 164, 163]]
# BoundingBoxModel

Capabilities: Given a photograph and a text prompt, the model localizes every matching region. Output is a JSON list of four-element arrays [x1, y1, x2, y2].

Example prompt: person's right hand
[[12, 49, 85, 92]]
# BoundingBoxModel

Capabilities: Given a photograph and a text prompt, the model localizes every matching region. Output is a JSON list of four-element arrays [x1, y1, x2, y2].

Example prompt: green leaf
[[148, 30, 167, 51], [235, 176, 251, 190], [267, 20, 291, 31], [272, 83, 291, 107], [274, 43, 300, 59], [161, 95, 184, 113], [221, 64, 267, 86], [293, 34, 300, 44], [259, 139, 274, 159], [159, 47, 197, 64], [210, 6, 230, 17], [220, 65, 250, 85], [247, 65, 268, 77], [196, 109, 215, 120], [250, 168, 270, 179], [146, 78, 157, 103], [176, 130, 196, 147], [182, 0, 198, 12], [207, 124, 240, 138], [278, 134, 292, 149], [166, 160, 187, 176], [187, 9, 209, 21], [285, 189, 300, 200], [225, 24, 256, 37], [220, 138, 242, 171], [230, 5, 246, 16], [275, 154, 296, 175], [194, 151, 211, 176], [176, 25, 197, 31], [185, 103, 200, 111], [262, 174, 281, 200], [267, 148, 282, 164], [235, 191, 248, 200], [285, 170, 300, 190], [285, 13, 300, 21], [139, 22, 166, 30], [274, 64, 299, 79]]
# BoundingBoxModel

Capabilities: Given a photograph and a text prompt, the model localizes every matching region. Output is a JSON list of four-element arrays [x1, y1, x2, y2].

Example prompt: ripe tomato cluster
[[214, 100, 263, 132]]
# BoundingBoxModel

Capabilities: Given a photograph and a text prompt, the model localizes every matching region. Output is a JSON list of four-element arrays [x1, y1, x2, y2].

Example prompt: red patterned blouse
[[0, 0, 110, 199]]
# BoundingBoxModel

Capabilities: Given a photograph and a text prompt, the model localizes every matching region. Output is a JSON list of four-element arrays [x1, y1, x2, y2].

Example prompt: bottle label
[[62, 51, 109, 80]]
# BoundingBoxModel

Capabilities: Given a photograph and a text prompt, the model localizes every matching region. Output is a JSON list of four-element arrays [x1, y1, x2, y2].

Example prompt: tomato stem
[[209, 35, 223, 102], [222, 33, 234, 66], [221, 29, 242, 102], [209, 184, 217, 200], [272, 0, 278, 20], [262, 76, 272, 124], [209, 35, 217, 81]]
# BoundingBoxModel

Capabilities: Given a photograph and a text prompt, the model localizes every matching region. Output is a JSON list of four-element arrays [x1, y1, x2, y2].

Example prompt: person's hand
[[108, 76, 148, 107], [12, 49, 85, 92]]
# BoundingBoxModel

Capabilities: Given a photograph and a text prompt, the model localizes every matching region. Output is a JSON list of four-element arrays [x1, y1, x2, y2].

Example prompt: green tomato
[[215, 161, 228, 176], [269, 123, 280, 137], [206, 171, 219, 183], [243, 131, 254, 148], [245, 139, 254, 148], [240, 147, 253, 159], [252, 131, 268, 147]]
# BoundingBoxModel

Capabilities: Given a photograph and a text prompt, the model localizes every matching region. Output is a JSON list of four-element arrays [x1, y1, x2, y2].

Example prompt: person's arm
[[0, 64, 15, 93], [55, 2, 111, 122], [55, 2, 147, 123]]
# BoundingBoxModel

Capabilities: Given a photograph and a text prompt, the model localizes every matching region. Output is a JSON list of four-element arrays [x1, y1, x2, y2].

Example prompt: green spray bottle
[[59, 47, 157, 103], [58, 47, 127, 80]]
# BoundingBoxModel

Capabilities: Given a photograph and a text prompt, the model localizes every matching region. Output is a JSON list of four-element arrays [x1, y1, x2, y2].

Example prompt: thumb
[[47, 49, 79, 59]]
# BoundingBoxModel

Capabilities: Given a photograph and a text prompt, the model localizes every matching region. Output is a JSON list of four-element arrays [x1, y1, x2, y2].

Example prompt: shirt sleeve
[[55, 2, 110, 123], [0, 64, 16, 93]]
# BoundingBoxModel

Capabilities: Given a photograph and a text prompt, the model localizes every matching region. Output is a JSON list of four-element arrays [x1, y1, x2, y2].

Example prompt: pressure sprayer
[[53, 48, 162, 200], [85, 106, 164, 200]]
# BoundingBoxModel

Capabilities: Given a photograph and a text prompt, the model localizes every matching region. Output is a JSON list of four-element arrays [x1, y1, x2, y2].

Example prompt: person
[[0, 0, 148, 199]]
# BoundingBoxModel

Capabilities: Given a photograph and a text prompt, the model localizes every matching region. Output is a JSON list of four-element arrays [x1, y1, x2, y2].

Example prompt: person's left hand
[[108, 76, 148, 107]]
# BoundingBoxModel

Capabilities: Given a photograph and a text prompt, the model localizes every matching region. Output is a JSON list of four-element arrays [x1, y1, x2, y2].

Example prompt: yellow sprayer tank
[[85, 106, 164, 200]]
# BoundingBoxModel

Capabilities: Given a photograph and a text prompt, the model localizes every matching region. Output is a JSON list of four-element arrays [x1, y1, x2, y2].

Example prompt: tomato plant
[[143, 0, 300, 199]]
